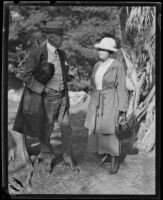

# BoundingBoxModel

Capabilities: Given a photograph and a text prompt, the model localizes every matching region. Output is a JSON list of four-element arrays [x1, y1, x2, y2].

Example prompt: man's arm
[[20, 50, 46, 95]]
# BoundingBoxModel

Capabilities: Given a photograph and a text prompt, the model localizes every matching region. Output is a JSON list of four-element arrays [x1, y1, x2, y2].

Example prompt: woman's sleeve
[[117, 61, 128, 112], [88, 63, 97, 92], [20, 51, 45, 94]]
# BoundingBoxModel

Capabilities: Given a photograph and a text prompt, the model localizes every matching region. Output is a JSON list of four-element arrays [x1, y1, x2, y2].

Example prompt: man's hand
[[42, 87, 50, 95]]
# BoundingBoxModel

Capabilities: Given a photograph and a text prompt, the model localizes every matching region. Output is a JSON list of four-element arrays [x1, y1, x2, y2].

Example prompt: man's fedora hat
[[95, 37, 118, 52], [45, 21, 64, 35]]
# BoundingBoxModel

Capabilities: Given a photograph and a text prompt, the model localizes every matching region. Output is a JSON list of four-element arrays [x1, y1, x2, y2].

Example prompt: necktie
[[54, 49, 59, 59]]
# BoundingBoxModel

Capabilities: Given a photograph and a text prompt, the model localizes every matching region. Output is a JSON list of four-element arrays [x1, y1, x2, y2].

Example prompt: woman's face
[[98, 49, 110, 61], [47, 33, 63, 48]]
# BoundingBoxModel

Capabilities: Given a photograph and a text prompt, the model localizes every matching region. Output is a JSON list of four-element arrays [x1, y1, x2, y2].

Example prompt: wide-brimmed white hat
[[94, 37, 118, 52]]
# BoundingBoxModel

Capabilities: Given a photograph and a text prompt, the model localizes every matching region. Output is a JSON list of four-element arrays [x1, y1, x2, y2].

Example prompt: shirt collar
[[102, 58, 114, 64], [47, 40, 56, 53]]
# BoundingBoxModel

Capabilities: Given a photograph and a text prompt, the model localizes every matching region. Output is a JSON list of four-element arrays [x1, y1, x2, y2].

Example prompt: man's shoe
[[99, 154, 111, 165], [63, 153, 79, 172], [35, 152, 55, 174]]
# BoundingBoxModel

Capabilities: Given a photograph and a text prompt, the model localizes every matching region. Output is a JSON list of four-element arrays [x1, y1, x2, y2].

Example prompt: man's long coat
[[13, 45, 70, 138]]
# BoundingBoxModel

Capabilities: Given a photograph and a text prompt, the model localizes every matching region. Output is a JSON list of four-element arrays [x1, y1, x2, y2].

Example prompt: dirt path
[[8, 96, 155, 195]]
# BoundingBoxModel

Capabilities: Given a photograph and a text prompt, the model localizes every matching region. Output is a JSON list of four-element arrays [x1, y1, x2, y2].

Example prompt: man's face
[[47, 33, 63, 48]]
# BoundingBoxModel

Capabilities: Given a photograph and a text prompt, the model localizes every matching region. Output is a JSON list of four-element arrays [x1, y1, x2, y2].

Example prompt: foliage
[[68, 79, 90, 92], [125, 7, 155, 85], [8, 5, 121, 79], [119, 6, 156, 153]]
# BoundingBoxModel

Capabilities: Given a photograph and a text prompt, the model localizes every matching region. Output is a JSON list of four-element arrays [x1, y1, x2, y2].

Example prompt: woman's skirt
[[85, 89, 121, 156], [87, 133, 120, 156]]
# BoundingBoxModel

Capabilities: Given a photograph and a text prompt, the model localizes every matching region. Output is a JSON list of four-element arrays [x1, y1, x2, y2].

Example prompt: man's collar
[[47, 40, 56, 53]]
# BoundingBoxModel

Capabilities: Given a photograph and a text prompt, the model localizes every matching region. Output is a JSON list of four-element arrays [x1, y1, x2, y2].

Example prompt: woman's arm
[[117, 61, 128, 112]]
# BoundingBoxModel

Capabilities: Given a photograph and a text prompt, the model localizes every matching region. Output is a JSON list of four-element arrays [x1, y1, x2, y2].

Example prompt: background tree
[[118, 7, 156, 153]]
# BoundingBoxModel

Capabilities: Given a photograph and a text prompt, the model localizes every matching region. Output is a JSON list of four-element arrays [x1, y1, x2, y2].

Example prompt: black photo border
[[1, 1, 161, 199]]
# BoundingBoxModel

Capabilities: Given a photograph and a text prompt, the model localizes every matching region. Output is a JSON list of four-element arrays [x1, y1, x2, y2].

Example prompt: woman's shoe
[[109, 156, 119, 174], [99, 154, 111, 165]]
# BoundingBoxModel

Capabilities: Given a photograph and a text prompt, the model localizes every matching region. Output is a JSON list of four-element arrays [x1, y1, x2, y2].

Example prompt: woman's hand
[[118, 110, 126, 124]]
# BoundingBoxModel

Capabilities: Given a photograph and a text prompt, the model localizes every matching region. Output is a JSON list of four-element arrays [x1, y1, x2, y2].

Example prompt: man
[[13, 21, 77, 172]]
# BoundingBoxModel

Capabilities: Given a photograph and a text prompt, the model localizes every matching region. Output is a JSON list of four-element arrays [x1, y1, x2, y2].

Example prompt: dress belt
[[92, 88, 117, 117]]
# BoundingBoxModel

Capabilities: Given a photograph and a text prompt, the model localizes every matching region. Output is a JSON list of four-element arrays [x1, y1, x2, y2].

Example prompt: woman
[[84, 37, 128, 174]]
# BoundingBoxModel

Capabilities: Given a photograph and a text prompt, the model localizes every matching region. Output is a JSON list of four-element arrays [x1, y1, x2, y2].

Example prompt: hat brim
[[94, 43, 118, 52], [45, 28, 63, 35]]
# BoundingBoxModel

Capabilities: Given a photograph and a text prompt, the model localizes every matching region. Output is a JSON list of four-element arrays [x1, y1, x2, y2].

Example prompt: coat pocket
[[23, 88, 43, 115], [22, 88, 45, 138]]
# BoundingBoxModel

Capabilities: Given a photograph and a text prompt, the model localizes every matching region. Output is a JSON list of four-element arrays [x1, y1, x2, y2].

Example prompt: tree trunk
[[8, 124, 32, 169]]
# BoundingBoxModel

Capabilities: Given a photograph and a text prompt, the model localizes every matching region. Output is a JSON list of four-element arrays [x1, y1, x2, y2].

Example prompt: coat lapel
[[91, 61, 100, 86], [91, 59, 117, 90], [93, 59, 116, 80], [41, 44, 48, 60], [103, 59, 116, 76], [57, 49, 68, 89]]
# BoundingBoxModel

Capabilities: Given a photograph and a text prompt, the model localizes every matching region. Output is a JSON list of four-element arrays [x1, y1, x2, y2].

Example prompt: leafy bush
[[68, 79, 90, 93], [9, 6, 122, 80]]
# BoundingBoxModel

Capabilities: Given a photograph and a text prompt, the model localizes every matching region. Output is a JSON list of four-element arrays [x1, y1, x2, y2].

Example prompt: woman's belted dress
[[84, 59, 128, 156]]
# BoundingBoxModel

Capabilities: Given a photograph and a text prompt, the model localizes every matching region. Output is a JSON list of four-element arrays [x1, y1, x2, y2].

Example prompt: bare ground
[[8, 96, 155, 195]]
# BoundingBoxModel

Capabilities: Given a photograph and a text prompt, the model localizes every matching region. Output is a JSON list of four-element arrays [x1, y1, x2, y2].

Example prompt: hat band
[[46, 28, 63, 35]]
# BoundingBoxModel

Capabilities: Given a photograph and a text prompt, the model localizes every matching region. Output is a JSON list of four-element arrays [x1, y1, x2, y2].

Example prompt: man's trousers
[[39, 88, 73, 156]]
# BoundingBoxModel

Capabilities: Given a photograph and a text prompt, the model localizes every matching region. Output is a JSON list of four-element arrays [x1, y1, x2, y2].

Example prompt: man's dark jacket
[[13, 44, 70, 138]]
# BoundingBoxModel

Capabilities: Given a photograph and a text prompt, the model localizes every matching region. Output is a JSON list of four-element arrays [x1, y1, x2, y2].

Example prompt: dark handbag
[[116, 120, 131, 140]]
